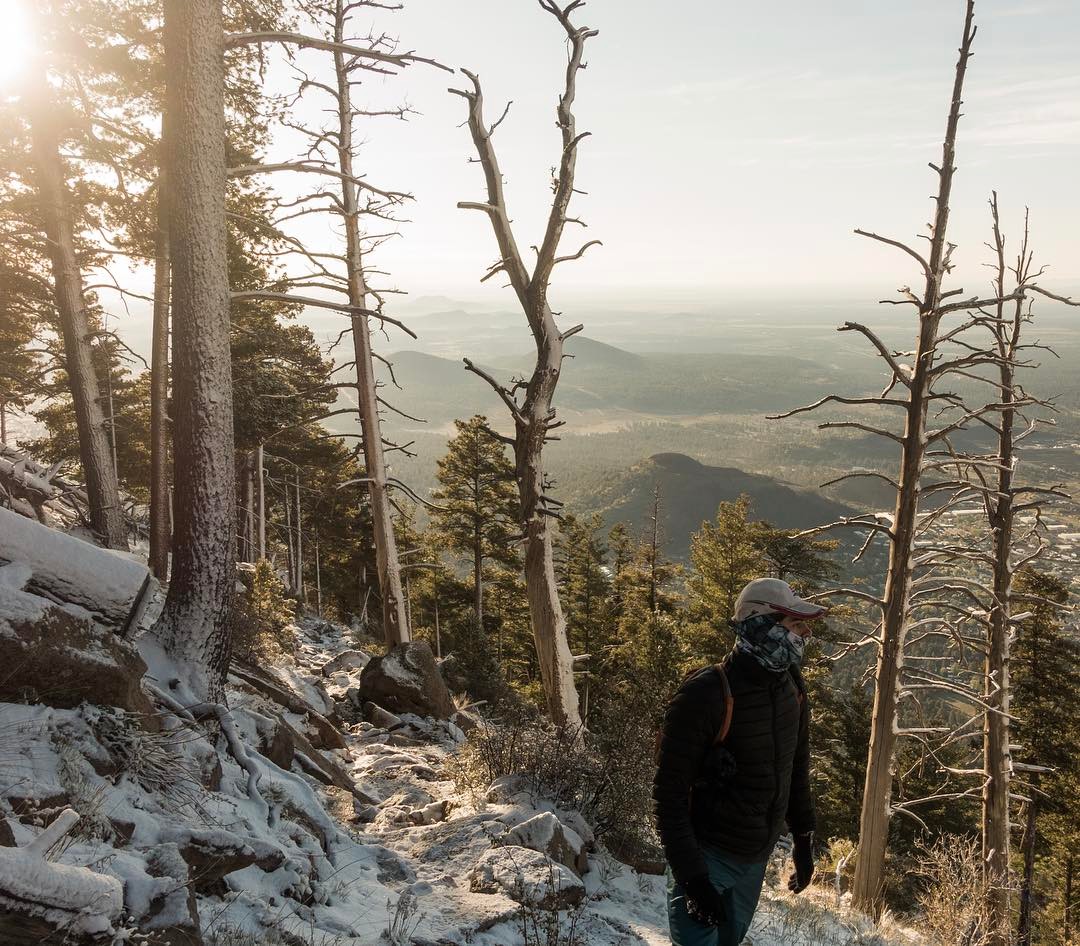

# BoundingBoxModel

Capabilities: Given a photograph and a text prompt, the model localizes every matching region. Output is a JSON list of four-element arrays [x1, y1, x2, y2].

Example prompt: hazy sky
[[270, 0, 1080, 304]]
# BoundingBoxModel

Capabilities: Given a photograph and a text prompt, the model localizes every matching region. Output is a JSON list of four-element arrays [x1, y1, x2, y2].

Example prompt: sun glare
[[0, 0, 33, 90]]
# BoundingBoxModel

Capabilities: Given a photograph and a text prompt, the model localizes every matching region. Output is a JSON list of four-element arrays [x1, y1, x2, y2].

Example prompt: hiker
[[653, 577, 823, 946]]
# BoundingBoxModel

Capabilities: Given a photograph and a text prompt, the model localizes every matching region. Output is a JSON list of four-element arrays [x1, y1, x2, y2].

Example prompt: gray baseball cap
[[734, 578, 828, 621]]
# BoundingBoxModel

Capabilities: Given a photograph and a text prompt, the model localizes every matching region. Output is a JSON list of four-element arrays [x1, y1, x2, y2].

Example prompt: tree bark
[[255, 444, 265, 559], [851, 1, 976, 914], [294, 469, 303, 601], [151, 0, 236, 698], [149, 178, 171, 578], [982, 193, 1021, 946], [27, 70, 128, 551], [1016, 787, 1039, 946], [332, 2, 409, 646]]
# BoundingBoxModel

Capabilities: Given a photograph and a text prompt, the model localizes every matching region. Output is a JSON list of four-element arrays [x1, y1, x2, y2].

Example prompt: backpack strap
[[788, 665, 807, 708], [712, 665, 734, 746]]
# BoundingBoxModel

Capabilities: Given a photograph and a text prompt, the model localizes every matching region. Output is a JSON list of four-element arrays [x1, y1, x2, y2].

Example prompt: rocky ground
[[0, 531, 930, 946]]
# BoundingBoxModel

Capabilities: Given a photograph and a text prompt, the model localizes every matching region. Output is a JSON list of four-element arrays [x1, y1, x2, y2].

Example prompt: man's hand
[[788, 832, 815, 894], [684, 875, 726, 927]]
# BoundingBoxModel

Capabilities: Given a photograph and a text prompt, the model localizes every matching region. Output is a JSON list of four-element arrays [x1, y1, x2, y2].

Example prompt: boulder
[[485, 774, 530, 805], [0, 584, 152, 716], [230, 660, 346, 750], [163, 828, 285, 892], [451, 709, 479, 733], [362, 702, 403, 730], [408, 800, 450, 826], [357, 642, 454, 720], [505, 812, 589, 876], [0, 507, 156, 635], [468, 846, 585, 910], [143, 844, 202, 946], [320, 650, 370, 676]]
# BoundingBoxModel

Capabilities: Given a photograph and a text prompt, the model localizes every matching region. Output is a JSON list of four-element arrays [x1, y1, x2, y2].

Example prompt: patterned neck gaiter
[[731, 613, 806, 672]]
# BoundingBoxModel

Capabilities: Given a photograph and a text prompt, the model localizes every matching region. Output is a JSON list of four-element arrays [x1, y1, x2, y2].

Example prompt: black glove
[[788, 832, 815, 893], [684, 875, 726, 927]]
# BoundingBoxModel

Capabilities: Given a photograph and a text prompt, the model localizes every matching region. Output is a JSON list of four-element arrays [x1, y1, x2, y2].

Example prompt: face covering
[[731, 613, 807, 672]]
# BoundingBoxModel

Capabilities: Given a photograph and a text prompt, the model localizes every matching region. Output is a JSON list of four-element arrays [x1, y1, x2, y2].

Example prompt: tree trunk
[[294, 470, 303, 601], [314, 534, 321, 617], [27, 72, 128, 551], [151, 0, 236, 698], [1016, 786, 1039, 946], [1066, 855, 1075, 943], [255, 444, 265, 559], [285, 477, 295, 592], [515, 329, 581, 731], [983, 201, 1019, 946], [851, 2, 975, 914], [149, 180, 171, 578], [332, 8, 409, 646], [242, 453, 255, 564]]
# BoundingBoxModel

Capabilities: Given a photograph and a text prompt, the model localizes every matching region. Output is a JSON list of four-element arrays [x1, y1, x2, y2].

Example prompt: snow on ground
[[1, 612, 933, 945]]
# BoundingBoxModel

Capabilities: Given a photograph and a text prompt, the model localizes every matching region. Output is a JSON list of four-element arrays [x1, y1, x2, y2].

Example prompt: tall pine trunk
[[332, 5, 409, 646], [1016, 786, 1039, 946], [28, 76, 128, 551], [149, 182, 171, 578], [152, 0, 236, 698]]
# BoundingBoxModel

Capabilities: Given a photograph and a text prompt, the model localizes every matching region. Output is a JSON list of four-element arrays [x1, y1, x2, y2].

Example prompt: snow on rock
[[0, 584, 152, 715], [320, 649, 370, 676], [357, 640, 455, 719], [504, 811, 589, 875], [469, 845, 586, 910], [0, 506, 155, 634]]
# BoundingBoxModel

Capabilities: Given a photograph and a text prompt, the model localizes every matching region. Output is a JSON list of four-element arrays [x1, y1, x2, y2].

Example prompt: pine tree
[[431, 415, 521, 630], [1011, 568, 1080, 946], [684, 495, 769, 666], [556, 512, 611, 719]]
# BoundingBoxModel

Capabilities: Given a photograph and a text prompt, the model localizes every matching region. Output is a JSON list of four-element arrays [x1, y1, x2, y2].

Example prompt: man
[[653, 577, 823, 946]]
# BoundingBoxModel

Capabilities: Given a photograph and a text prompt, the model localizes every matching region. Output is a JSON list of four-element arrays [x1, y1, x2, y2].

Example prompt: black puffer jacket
[[652, 649, 814, 884]]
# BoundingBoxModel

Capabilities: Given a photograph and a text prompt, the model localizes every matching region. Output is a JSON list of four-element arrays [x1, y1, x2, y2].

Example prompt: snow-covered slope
[[1, 608, 933, 946]]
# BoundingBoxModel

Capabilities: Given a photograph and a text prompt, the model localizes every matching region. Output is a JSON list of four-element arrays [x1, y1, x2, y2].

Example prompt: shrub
[[231, 561, 297, 663], [447, 707, 660, 866], [913, 835, 993, 946]]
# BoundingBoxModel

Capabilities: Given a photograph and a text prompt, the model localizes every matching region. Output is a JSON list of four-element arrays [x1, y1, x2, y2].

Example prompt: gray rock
[[469, 846, 584, 910], [321, 649, 370, 676], [505, 812, 589, 876], [357, 642, 454, 720]]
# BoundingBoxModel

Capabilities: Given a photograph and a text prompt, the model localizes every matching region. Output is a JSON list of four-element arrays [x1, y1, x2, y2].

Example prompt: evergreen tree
[[684, 495, 769, 666], [0, 254, 48, 442], [431, 415, 521, 629], [1011, 568, 1080, 946]]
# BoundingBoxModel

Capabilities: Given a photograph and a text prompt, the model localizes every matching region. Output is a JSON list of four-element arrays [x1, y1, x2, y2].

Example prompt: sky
[[268, 0, 1080, 305]]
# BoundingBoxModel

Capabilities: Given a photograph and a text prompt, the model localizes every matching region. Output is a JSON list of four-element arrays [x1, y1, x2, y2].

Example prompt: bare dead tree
[[771, 1, 982, 912], [217, 1, 445, 647], [450, 0, 600, 730], [975, 196, 1076, 946], [330, 0, 408, 645], [151, 0, 237, 699]]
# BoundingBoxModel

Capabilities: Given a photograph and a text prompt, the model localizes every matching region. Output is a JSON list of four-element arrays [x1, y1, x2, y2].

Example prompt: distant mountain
[[373, 351, 512, 427], [491, 335, 644, 373], [587, 453, 855, 560]]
